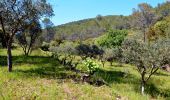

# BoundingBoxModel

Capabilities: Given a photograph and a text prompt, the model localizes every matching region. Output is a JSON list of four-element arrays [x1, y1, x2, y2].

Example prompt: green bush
[[83, 58, 100, 75], [41, 42, 50, 51], [97, 29, 127, 48]]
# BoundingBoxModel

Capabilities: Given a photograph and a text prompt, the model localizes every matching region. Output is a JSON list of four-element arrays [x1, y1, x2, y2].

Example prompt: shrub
[[83, 58, 100, 75], [41, 42, 50, 51], [97, 29, 127, 48]]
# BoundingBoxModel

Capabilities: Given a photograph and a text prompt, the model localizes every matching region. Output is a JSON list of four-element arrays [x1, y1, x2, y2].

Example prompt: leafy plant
[[83, 58, 100, 75], [98, 29, 127, 48]]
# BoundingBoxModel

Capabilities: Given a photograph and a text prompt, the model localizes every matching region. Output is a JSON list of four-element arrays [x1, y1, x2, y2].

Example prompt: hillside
[[52, 15, 130, 41]]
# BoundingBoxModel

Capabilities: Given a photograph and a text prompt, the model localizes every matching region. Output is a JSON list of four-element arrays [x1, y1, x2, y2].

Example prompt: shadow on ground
[[0, 55, 170, 98], [94, 68, 170, 98], [145, 82, 170, 98], [0, 55, 64, 77]]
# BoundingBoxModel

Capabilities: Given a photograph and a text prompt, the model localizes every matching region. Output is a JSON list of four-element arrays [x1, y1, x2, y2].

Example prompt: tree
[[99, 48, 122, 67], [16, 19, 42, 56], [75, 44, 104, 60], [54, 32, 67, 46], [0, 0, 53, 72], [121, 39, 170, 95], [156, 1, 170, 17], [50, 42, 79, 70], [99, 49, 113, 67], [95, 15, 110, 31], [114, 16, 130, 30], [131, 3, 157, 42], [42, 18, 55, 42], [97, 29, 127, 48]]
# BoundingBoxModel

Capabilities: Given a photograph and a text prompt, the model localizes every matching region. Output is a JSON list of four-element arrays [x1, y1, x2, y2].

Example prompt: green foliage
[[147, 17, 170, 41], [100, 49, 114, 61], [99, 48, 122, 66], [121, 38, 170, 94], [122, 38, 170, 67], [156, 1, 170, 17], [83, 58, 100, 75], [50, 42, 77, 56], [98, 29, 127, 48], [49, 42, 80, 70], [41, 42, 50, 51], [75, 44, 104, 59], [154, 20, 168, 36]]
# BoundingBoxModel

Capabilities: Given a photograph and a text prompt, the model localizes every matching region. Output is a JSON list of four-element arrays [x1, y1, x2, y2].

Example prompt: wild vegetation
[[0, 0, 170, 100]]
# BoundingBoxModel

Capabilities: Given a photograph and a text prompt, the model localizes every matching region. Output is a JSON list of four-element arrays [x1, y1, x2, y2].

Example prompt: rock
[[81, 73, 90, 82], [116, 95, 128, 100]]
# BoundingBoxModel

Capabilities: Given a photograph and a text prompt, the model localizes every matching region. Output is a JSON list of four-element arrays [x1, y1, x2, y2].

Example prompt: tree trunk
[[102, 61, 105, 67], [23, 48, 30, 56], [7, 42, 12, 72], [110, 61, 113, 66], [24, 50, 29, 56], [143, 29, 147, 42], [141, 81, 145, 95], [144, 32, 146, 42], [23, 48, 27, 56], [26, 44, 32, 56]]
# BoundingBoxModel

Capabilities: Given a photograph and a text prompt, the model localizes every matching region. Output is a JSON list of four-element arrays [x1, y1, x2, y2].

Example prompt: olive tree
[[0, 0, 53, 72], [99, 49, 114, 67], [16, 19, 42, 56], [121, 39, 170, 95], [50, 42, 79, 70], [99, 48, 122, 67], [75, 44, 104, 60]]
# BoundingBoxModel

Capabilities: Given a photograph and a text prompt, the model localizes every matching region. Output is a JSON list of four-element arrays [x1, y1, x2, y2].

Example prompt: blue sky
[[48, 0, 165, 26]]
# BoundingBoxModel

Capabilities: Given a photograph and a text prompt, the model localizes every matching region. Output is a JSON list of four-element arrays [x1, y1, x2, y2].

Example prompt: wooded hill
[[49, 1, 170, 42], [52, 15, 130, 41]]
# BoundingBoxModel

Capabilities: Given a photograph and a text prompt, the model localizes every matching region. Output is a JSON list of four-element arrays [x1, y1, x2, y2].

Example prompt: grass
[[0, 48, 170, 100]]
